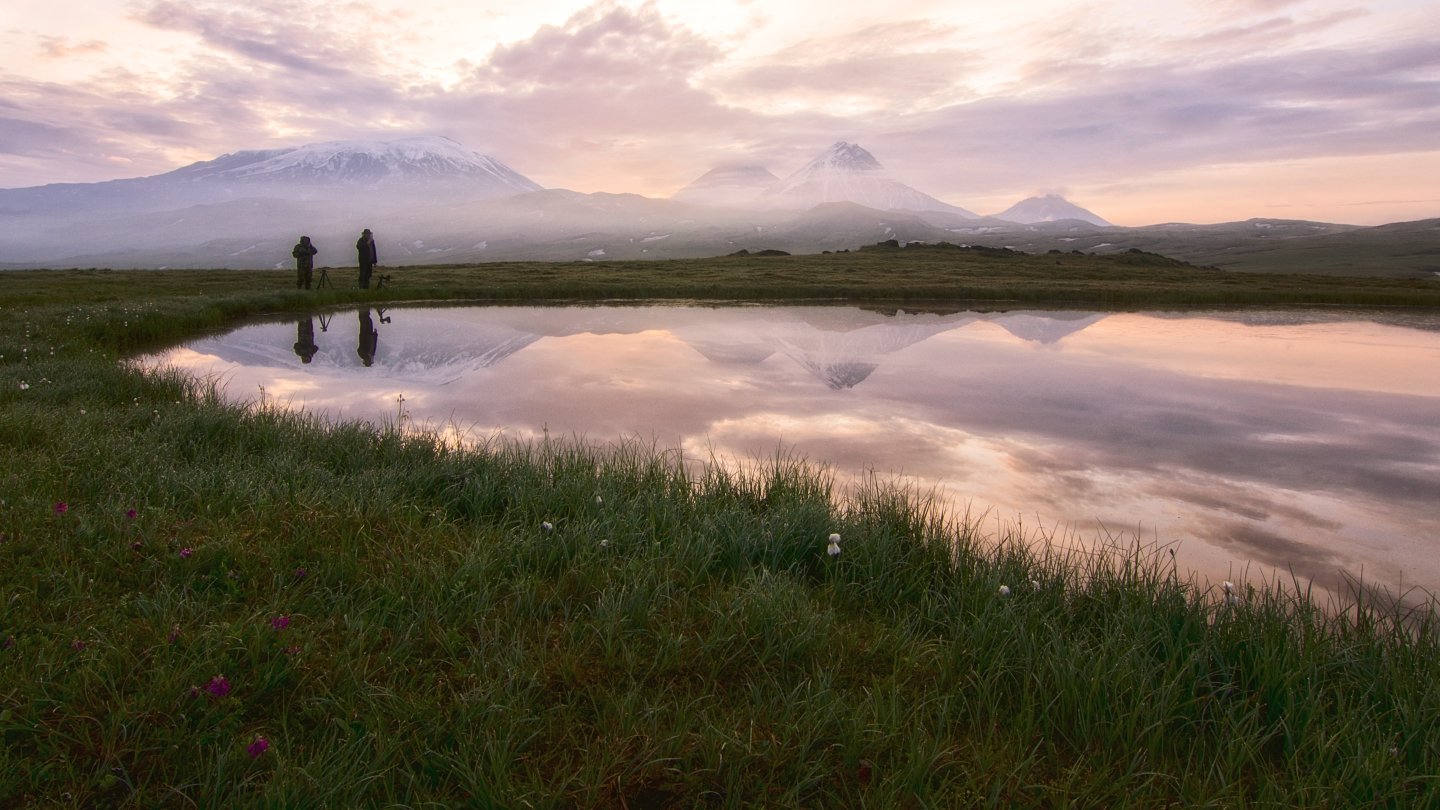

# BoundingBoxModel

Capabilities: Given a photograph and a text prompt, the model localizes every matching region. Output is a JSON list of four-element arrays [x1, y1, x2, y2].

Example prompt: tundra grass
[[1, 260, 1438, 806]]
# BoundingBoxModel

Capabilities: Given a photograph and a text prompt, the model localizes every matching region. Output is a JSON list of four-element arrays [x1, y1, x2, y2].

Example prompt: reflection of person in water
[[356, 228, 378, 289], [357, 308, 378, 367], [293, 318, 319, 364]]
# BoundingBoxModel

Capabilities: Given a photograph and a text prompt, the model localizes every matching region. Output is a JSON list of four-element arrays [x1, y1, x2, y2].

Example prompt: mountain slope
[[0, 136, 540, 219], [671, 165, 780, 208], [995, 194, 1111, 226]]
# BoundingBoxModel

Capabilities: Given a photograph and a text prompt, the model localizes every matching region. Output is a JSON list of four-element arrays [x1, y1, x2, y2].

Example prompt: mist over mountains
[[1, 136, 1434, 277]]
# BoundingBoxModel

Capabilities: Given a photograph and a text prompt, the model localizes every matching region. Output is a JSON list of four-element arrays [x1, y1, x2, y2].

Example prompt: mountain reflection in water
[[145, 305, 1440, 598]]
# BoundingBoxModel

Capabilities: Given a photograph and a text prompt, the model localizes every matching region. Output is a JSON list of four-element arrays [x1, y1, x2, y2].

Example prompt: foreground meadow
[[2, 254, 1438, 806]]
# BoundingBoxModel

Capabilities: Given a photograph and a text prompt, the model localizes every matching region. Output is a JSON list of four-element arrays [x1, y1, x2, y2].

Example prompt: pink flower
[[247, 736, 270, 758], [70, 639, 87, 651], [293, 567, 308, 579], [205, 674, 231, 697], [179, 547, 193, 558], [270, 615, 291, 631], [125, 508, 138, 520], [130, 541, 143, 551], [167, 625, 182, 643], [53, 502, 69, 515]]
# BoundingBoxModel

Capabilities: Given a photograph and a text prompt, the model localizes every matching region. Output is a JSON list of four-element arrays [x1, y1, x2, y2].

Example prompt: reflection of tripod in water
[[315, 267, 333, 289]]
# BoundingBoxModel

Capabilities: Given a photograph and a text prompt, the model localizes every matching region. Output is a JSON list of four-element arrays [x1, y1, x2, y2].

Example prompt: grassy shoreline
[[2, 255, 1438, 805]]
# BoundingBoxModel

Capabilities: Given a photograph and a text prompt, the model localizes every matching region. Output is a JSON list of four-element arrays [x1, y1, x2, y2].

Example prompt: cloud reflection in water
[[146, 305, 1440, 596]]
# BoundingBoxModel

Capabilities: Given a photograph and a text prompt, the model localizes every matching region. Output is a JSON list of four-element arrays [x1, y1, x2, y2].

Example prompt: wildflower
[[168, 625, 181, 643], [17, 381, 28, 390], [205, 675, 231, 697], [179, 547, 193, 558], [1030, 579, 1041, 591], [71, 639, 87, 652], [540, 521, 554, 533], [125, 508, 138, 521], [271, 615, 291, 631], [826, 540, 841, 557], [998, 585, 1012, 598], [599, 538, 609, 549], [828, 533, 841, 544], [79, 408, 86, 415], [1222, 581, 1234, 594], [247, 736, 270, 758], [293, 567, 308, 579], [53, 502, 69, 515], [130, 541, 142, 551]]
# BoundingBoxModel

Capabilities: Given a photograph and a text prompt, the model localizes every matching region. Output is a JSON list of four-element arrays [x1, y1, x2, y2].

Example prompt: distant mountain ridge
[[995, 194, 1110, 227], [1, 135, 1434, 276], [0, 136, 540, 218], [672, 165, 780, 208], [674, 142, 978, 217], [184, 136, 541, 191]]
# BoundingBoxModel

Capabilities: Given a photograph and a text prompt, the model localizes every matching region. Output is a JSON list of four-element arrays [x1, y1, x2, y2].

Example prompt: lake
[[144, 304, 1440, 598]]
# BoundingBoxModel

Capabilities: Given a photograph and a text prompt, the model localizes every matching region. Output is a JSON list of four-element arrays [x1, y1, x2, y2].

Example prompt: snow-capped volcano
[[671, 164, 780, 208], [0, 135, 542, 223], [762, 142, 977, 217], [994, 194, 1110, 226], [176, 135, 542, 197]]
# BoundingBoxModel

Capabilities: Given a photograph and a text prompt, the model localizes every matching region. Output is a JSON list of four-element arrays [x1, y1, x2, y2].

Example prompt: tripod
[[315, 267, 332, 290]]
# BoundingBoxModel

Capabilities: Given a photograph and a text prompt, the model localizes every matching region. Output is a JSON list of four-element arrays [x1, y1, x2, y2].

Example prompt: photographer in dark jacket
[[356, 228, 378, 289], [292, 236, 318, 289]]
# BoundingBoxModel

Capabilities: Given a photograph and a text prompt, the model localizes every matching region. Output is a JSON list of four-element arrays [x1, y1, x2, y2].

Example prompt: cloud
[[37, 37, 109, 59], [477, 2, 721, 89], [134, 0, 377, 78], [715, 22, 978, 113], [876, 37, 1440, 196], [0, 0, 1437, 219]]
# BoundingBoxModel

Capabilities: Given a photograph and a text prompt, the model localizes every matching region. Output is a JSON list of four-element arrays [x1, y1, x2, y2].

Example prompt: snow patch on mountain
[[191, 135, 542, 195]]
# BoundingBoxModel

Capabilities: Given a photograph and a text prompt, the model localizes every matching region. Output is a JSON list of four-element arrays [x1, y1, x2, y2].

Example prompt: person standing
[[292, 236, 318, 289], [356, 228, 378, 289]]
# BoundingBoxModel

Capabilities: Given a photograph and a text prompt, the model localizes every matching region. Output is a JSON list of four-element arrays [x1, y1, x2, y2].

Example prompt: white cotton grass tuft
[[594, 495, 603, 506], [828, 533, 841, 544], [540, 521, 554, 533], [1221, 581, 1240, 605], [826, 541, 841, 557], [1030, 579, 1041, 591], [998, 585, 1011, 598]]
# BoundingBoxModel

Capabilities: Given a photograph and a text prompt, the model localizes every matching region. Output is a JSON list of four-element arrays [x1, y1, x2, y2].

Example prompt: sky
[[1, 0, 1438, 225]]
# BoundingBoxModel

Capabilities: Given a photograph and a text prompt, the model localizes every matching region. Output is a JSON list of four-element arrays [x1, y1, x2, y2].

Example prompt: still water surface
[[146, 305, 1440, 596]]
